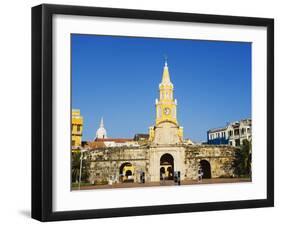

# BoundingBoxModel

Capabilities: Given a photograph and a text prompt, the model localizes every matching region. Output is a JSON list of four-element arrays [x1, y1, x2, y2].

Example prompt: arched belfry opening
[[200, 160, 211, 179], [160, 153, 174, 180]]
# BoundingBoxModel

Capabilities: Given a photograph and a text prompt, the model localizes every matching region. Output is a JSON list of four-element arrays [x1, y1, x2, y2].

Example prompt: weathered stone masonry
[[86, 144, 236, 184]]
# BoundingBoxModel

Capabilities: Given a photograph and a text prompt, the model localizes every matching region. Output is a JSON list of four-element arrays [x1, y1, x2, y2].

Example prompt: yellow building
[[72, 109, 83, 149]]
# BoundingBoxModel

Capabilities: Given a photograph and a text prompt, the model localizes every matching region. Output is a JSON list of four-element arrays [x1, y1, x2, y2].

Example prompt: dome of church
[[96, 117, 107, 139]]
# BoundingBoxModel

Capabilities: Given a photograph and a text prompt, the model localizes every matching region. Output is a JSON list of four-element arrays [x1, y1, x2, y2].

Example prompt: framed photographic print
[[32, 4, 274, 221]]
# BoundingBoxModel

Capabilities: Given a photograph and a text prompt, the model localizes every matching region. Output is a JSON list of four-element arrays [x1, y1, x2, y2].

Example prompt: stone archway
[[119, 162, 134, 182], [200, 160, 211, 179], [160, 153, 174, 180]]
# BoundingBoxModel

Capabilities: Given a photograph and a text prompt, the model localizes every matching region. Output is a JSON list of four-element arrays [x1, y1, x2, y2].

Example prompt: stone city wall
[[85, 145, 237, 184], [184, 145, 237, 179], [86, 147, 148, 184]]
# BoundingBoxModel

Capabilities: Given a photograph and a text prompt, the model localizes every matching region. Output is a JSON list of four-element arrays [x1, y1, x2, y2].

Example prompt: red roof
[[95, 138, 133, 143], [86, 141, 106, 149]]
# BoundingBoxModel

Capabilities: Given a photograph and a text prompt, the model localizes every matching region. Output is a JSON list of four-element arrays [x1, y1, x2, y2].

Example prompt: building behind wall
[[72, 109, 83, 150], [207, 127, 228, 145], [207, 118, 252, 147], [227, 119, 252, 146]]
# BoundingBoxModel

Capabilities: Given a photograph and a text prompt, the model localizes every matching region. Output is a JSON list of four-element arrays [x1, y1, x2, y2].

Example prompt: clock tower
[[149, 59, 184, 144]]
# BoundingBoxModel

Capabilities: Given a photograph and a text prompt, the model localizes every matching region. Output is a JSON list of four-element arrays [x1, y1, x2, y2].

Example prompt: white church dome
[[96, 117, 107, 139]]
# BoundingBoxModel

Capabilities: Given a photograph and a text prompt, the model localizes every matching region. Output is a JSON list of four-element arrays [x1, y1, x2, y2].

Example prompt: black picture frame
[[32, 3, 274, 222]]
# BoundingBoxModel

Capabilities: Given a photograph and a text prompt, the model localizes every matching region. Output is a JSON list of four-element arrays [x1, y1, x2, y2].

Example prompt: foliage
[[71, 182, 92, 188], [71, 151, 90, 183], [232, 140, 252, 178]]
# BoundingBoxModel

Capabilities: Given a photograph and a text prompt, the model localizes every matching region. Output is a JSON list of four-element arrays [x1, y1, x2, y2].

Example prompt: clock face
[[163, 107, 171, 115]]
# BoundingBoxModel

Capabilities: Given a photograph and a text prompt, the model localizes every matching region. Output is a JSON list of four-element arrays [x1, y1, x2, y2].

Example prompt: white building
[[227, 119, 252, 147], [207, 118, 252, 147]]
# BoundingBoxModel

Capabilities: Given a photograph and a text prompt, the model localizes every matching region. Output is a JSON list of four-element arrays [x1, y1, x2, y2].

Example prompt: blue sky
[[72, 34, 251, 142]]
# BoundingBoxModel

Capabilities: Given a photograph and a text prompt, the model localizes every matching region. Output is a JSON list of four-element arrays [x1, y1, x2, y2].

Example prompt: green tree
[[232, 140, 252, 178], [71, 151, 90, 183]]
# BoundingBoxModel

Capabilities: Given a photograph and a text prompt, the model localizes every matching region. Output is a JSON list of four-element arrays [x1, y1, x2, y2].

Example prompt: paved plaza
[[72, 178, 251, 190]]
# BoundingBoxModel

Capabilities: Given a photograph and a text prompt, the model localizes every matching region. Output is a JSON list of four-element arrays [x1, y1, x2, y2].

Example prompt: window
[[229, 141, 233, 146], [228, 130, 233, 137], [77, 125, 81, 132], [235, 139, 240, 146], [241, 128, 245, 135], [72, 140, 75, 146], [234, 129, 240, 136]]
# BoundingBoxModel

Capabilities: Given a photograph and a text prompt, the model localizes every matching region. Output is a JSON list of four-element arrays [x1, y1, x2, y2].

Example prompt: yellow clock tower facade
[[149, 60, 184, 144]]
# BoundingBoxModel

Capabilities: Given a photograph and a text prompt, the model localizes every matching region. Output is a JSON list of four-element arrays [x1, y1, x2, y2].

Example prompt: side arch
[[199, 160, 211, 179], [119, 162, 134, 182]]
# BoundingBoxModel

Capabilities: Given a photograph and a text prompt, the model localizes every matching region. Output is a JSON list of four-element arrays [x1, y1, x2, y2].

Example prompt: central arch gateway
[[160, 153, 174, 180]]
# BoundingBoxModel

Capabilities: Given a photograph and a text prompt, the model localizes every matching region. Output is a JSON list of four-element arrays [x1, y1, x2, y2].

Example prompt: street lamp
[[78, 148, 87, 190]]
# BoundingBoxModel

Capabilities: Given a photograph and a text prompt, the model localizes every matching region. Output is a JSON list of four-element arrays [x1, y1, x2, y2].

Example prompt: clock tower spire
[[149, 59, 184, 144], [155, 59, 178, 126]]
